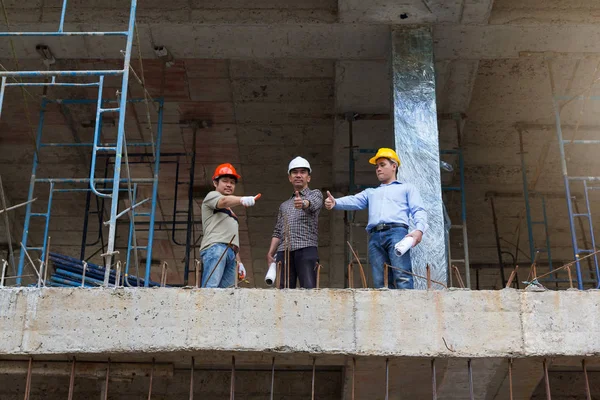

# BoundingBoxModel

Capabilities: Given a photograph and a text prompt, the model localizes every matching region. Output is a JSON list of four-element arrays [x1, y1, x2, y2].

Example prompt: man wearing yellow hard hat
[[324, 148, 427, 289]]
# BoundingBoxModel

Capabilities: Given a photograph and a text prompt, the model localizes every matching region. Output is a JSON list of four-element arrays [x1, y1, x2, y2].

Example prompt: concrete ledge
[[1, 288, 599, 357]]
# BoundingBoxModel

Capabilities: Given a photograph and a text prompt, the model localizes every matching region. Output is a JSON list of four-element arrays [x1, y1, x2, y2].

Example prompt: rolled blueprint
[[265, 262, 277, 286], [394, 236, 415, 256]]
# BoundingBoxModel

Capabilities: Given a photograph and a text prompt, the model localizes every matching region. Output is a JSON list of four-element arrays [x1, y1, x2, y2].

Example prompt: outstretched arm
[[217, 193, 261, 209]]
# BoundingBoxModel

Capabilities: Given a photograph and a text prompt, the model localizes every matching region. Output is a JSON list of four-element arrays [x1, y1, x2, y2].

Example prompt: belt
[[230, 244, 239, 254], [369, 223, 409, 233]]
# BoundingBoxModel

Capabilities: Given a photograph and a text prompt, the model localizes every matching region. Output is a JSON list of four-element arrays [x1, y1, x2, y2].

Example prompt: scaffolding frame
[[547, 58, 600, 290], [0, 0, 167, 287]]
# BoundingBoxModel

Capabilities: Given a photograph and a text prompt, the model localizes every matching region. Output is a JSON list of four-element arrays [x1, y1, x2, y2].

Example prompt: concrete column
[[391, 27, 447, 288]]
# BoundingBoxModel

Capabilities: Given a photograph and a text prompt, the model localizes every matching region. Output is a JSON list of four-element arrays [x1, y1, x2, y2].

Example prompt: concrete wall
[[2, 288, 600, 358]]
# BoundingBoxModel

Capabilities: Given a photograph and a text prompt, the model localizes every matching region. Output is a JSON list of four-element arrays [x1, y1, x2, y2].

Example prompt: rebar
[[384, 264, 389, 288], [230, 356, 235, 400], [189, 357, 194, 400], [147, 358, 155, 400], [311, 357, 316, 400], [543, 358, 551, 400], [43, 236, 50, 286], [104, 358, 110, 400], [352, 358, 356, 400], [23, 357, 32, 400], [37, 261, 43, 288], [81, 261, 87, 287], [0, 259, 6, 287], [347, 241, 367, 287], [270, 357, 275, 400], [385, 358, 389, 400], [195, 259, 201, 288], [315, 263, 322, 289], [348, 262, 353, 288], [468, 359, 474, 400], [506, 265, 519, 288], [508, 358, 514, 400], [20, 242, 40, 281], [67, 357, 76, 400], [426, 264, 431, 289], [160, 261, 168, 287], [582, 359, 591, 400], [431, 359, 437, 400], [387, 264, 448, 288], [115, 261, 122, 288], [276, 261, 281, 288]]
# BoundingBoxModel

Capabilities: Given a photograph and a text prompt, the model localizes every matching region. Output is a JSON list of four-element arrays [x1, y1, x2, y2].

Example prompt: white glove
[[394, 236, 415, 256], [238, 263, 247, 280], [240, 196, 256, 207]]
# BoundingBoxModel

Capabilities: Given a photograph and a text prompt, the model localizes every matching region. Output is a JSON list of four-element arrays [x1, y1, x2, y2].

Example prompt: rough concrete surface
[[1, 288, 599, 358]]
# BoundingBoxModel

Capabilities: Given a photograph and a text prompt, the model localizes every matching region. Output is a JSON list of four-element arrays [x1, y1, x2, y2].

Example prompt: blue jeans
[[200, 243, 236, 288], [368, 226, 414, 289]]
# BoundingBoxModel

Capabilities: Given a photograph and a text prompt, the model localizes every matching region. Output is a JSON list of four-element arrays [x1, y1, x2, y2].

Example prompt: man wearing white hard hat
[[324, 148, 427, 289], [267, 156, 323, 289]]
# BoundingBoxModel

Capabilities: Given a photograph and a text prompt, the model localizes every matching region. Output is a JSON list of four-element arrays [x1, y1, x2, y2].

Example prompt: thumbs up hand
[[293, 191, 305, 209], [324, 191, 336, 210]]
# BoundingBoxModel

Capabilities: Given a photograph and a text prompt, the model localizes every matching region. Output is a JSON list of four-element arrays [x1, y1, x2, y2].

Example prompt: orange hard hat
[[212, 163, 241, 181]]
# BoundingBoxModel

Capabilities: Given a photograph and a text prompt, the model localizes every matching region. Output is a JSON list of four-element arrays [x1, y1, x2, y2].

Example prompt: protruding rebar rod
[[230, 356, 236, 400], [43, 236, 50, 286], [385, 358, 389, 400], [431, 359, 437, 400], [508, 358, 514, 400], [1, 259, 7, 287], [189, 357, 194, 400], [81, 261, 87, 287], [160, 261, 168, 287], [195, 260, 201, 289], [468, 359, 474, 400], [147, 357, 155, 400], [67, 357, 76, 400], [270, 357, 275, 400], [543, 359, 551, 400], [311, 357, 316, 400], [104, 358, 110, 400], [23, 357, 33, 400], [352, 357, 356, 400], [582, 359, 591, 400]]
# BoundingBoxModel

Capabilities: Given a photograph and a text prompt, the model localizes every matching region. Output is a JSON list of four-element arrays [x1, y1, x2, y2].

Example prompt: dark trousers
[[276, 246, 319, 289]]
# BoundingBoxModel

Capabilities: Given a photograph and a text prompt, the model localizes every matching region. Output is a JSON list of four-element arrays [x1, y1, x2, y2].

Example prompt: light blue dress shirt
[[333, 180, 428, 233]]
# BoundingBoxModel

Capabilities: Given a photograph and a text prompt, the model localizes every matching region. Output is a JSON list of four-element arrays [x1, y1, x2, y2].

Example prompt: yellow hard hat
[[369, 148, 401, 166]]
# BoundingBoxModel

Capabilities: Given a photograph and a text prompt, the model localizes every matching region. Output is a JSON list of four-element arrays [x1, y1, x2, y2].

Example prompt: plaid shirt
[[272, 187, 323, 252]]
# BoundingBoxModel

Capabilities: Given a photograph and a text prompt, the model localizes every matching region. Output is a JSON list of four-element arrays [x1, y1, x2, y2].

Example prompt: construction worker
[[267, 156, 323, 289], [324, 148, 427, 289], [200, 163, 260, 288]]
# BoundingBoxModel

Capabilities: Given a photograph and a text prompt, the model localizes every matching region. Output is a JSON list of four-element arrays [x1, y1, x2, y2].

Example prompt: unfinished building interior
[[1, 0, 600, 399]]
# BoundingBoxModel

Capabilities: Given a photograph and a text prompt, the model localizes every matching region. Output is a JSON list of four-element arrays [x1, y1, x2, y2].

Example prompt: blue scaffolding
[[0, 0, 165, 287], [547, 59, 600, 290]]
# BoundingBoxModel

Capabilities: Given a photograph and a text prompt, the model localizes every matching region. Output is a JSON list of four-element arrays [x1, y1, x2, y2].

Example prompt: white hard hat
[[288, 156, 311, 174]]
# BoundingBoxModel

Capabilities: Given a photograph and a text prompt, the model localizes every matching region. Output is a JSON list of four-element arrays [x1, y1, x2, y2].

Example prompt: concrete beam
[[2, 23, 600, 61], [1, 288, 600, 358], [338, 0, 462, 24]]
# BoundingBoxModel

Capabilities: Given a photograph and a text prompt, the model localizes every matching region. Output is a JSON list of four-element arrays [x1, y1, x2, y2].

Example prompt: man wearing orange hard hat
[[200, 163, 261, 288], [324, 148, 427, 289]]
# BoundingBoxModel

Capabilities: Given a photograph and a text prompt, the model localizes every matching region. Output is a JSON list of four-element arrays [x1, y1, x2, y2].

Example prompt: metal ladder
[[552, 105, 600, 289]]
